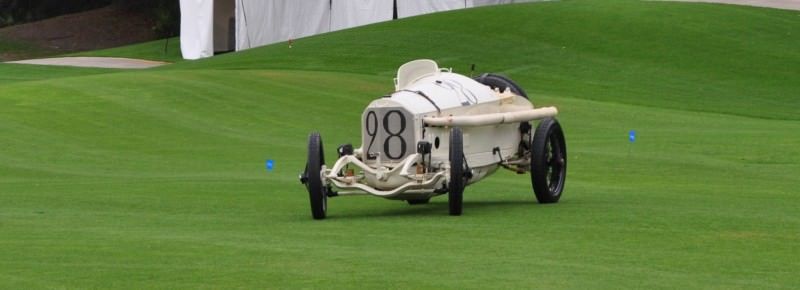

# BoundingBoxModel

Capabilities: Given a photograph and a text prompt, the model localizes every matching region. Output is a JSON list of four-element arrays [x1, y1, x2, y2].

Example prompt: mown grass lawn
[[1, 1, 798, 288]]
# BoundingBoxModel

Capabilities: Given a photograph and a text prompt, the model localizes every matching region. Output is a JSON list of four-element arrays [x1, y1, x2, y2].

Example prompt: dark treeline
[[0, 0, 179, 36], [0, 0, 110, 26]]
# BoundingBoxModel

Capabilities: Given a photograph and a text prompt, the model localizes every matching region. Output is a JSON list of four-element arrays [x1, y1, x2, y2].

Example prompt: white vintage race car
[[300, 59, 566, 219]]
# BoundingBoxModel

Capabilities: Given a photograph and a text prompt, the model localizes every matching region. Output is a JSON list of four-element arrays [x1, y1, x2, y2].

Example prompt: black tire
[[449, 127, 465, 216], [406, 199, 430, 205], [474, 73, 528, 99], [305, 132, 327, 219], [531, 118, 567, 203], [475, 73, 533, 144]]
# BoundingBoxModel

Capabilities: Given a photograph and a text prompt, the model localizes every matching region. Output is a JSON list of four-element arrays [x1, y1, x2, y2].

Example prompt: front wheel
[[449, 127, 465, 215], [531, 118, 567, 203], [305, 132, 327, 219]]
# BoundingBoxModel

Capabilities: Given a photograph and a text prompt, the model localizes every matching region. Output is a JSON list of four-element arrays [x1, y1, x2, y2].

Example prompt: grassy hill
[[173, 0, 800, 120], [70, 37, 182, 63], [1, 1, 799, 288]]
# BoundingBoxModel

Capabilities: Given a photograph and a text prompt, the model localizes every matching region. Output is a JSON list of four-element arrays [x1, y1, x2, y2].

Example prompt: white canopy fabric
[[179, 0, 214, 60], [474, 0, 513, 5], [180, 0, 546, 59], [397, 0, 474, 18], [474, 0, 539, 6], [331, 0, 394, 32], [236, 0, 331, 50]]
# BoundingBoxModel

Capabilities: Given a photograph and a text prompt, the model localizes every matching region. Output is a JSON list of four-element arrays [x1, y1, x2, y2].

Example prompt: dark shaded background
[[0, 0, 179, 36]]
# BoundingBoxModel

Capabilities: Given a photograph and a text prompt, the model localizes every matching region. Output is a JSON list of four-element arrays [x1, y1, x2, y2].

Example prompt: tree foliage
[[0, 0, 179, 36], [0, 0, 111, 27]]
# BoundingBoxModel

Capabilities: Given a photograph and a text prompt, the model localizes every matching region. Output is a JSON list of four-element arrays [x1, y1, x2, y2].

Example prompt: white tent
[[179, 0, 214, 60], [236, 0, 331, 51], [397, 0, 473, 18], [180, 0, 537, 60], [331, 0, 394, 32]]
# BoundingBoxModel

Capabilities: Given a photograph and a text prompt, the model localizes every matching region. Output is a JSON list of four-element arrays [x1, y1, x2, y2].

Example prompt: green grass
[[174, 0, 800, 120], [0, 37, 55, 61], [0, 36, 119, 84], [70, 37, 183, 63], [1, 1, 799, 288], [0, 63, 116, 85]]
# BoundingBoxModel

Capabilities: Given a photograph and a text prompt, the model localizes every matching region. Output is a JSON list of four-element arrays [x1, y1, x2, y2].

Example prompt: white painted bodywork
[[321, 59, 558, 199]]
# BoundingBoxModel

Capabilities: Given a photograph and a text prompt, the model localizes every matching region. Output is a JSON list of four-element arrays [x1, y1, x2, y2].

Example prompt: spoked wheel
[[449, 127, 466, 216], [305, 132, 327, 219], [531, 118, 567, 203]]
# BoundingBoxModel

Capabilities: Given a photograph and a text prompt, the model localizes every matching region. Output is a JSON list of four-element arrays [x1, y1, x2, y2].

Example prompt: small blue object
[[629, 130, 636, 143], [266, 159, 274, 171]]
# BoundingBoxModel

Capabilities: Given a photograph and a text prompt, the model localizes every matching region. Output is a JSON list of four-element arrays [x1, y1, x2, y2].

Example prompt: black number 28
[[365, 110, 407, 159]]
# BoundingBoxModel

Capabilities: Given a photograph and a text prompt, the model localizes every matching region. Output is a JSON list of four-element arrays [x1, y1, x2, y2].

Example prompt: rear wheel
[[474, 73, 528, 99], [305, 132, 327, 219], [449, 127, 465, 216], [531, 118, 567, 203], [475, 73, 532, 153]]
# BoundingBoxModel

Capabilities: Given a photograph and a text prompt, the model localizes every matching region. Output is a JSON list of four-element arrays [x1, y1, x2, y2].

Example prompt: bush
[[0, 0, 179, 36], [0, 0, 113, 27], [111, 0, 179, 37]]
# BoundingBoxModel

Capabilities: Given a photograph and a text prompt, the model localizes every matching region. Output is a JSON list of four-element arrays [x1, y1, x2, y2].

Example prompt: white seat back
[[394, 59, 439, 90]]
